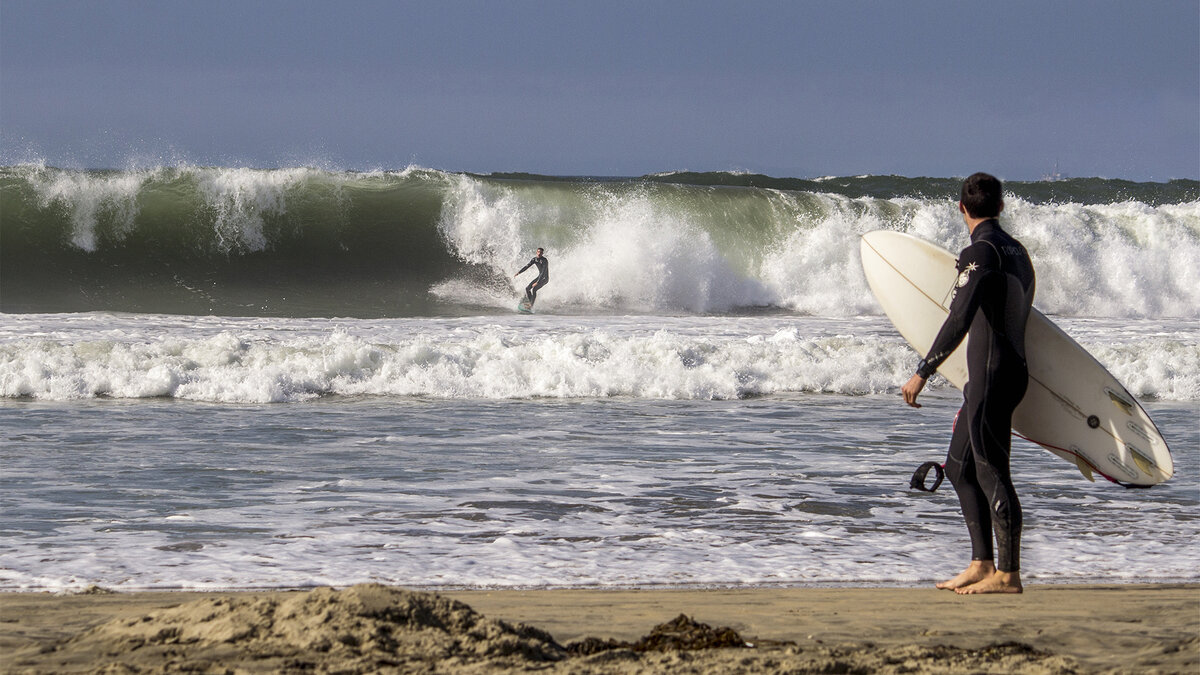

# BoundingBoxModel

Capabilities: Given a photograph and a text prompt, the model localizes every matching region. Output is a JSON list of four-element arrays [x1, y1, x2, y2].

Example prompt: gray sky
[[2, 0, 1197, 180]]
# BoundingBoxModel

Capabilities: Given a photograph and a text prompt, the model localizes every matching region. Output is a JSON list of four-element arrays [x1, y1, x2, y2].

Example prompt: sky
[[1, 1, 1197, 180]]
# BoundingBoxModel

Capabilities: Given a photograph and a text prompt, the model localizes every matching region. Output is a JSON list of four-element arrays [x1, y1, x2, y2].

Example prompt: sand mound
[[567, 613, 750, 655], [52, 584, 564, 673]]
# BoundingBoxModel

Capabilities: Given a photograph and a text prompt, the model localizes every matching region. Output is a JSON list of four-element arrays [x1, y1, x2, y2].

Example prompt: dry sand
[[1, 583, 1196, 674]]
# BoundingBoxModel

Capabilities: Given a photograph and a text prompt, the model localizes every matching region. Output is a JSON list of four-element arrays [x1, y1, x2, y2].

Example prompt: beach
[[1, 169, 1197, 672], [2, 583, 1197, 673]]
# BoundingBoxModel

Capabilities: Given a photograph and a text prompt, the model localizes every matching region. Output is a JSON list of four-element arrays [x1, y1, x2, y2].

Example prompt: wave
[[3, 317, 1194, 403], [2, 164, 1197, 318]]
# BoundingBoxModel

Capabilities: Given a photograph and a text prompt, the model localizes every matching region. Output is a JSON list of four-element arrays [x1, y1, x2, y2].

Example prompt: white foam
[[760, 195, 940, 315], [193, 167, 312, 253], [20, 165, 372, 255], [1007, 199, 1200, 318], [437, 179, 777, 313], [0, 325, 915, 402], [3, 314, 1195, 403], [435, 176, 1200, 318], [27, 165, 157, 250]]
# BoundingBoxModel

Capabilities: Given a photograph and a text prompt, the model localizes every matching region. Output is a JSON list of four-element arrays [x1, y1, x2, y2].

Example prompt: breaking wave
[[2, 164, 1196, 318]]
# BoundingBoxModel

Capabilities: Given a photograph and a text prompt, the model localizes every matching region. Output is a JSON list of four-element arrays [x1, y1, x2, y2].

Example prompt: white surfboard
[[860, 230, 1173, 487]]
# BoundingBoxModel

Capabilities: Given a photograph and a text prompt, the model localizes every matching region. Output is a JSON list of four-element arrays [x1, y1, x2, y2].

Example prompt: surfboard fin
[[1074, 455, 1095, 482], [1104, 388, 1135, 416], [1128, 445, 1157, 476]]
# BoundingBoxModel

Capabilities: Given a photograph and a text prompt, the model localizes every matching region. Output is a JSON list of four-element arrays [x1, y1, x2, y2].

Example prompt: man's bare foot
[[936, 560, 995, 590], [955, 570, 1023, 595]]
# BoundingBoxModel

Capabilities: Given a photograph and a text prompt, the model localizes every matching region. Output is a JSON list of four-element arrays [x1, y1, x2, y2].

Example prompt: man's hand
[[902, 373, 927, 408]]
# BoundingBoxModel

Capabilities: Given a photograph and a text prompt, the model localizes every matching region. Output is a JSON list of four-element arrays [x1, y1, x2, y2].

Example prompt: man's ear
[[959, 201, 968, 215]]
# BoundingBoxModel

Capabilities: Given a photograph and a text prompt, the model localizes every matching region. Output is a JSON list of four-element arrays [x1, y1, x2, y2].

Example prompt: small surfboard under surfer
[[514, 247, 549, 313], [900, 172, 1035, 596]]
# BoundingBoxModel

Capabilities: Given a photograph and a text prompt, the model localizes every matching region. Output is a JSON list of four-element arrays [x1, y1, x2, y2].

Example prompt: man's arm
[[515, 258, 534, 276], [915, 242, 997, 379], [903, 242, 998, 408]]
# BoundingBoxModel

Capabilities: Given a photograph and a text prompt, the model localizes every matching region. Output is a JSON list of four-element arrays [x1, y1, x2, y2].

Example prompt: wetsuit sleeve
[[915, 242, 999, 378], [516, 258, 535, 274]]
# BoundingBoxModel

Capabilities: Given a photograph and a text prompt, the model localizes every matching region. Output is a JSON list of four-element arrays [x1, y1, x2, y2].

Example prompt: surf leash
[[909, 461, 945, 492]]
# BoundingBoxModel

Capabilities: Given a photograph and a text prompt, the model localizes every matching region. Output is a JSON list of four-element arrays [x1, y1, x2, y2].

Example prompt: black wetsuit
[[517, 255, 549, 303], [916, 219, 1035, 573]]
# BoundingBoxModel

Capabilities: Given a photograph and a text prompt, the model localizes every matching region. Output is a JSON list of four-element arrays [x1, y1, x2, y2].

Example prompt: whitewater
[[1, 314, 1196, 403], [1, 165, 1196, 591]]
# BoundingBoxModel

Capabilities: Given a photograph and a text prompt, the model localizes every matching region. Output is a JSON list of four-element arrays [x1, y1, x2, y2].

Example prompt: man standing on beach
[[901, 173, 1036, 595], [515, 247, 550, 305]]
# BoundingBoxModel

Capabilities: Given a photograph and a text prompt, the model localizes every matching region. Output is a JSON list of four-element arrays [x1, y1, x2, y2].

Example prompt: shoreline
[[3, 583, 1196, 673]]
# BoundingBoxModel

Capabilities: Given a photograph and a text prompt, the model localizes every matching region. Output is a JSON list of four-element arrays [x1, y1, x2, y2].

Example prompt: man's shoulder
[[958, 240, 1002, 269], [982, 228, 1031, 263]]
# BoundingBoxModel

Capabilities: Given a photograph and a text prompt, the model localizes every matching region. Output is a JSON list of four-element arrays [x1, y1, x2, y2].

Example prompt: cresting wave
[[2, 163, 1198, 318]]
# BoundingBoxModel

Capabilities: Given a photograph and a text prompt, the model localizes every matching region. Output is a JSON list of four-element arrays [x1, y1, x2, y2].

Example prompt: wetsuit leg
[[943, 399, 994, 564], [967, 368, 1026, 573], [525, 280, 538, 302]]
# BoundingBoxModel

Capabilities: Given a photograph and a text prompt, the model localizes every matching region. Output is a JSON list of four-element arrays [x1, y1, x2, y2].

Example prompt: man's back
[[961, 220, 1035, 367]]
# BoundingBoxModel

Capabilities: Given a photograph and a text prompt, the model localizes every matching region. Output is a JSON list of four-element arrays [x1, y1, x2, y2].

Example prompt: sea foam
[[2, 315, 1195, 403]]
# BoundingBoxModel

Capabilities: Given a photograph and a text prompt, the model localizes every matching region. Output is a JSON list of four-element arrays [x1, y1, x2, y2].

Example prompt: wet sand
[[2, 583, 1196, 673]]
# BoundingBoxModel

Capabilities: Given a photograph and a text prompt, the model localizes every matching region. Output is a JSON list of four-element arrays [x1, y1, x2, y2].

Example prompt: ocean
[[1, 165, 1197, 591]]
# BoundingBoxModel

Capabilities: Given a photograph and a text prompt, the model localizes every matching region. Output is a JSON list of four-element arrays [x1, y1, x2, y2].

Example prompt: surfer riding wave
[[515, 248, 549, 305]]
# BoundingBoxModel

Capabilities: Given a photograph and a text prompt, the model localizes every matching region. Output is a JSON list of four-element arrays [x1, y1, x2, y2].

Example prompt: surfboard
[[517, 297, 534, 314], [860, 230, 1173, 487]]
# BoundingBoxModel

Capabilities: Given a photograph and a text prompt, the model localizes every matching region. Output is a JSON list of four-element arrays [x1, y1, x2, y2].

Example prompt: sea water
[[1, 167, 1197, 591]]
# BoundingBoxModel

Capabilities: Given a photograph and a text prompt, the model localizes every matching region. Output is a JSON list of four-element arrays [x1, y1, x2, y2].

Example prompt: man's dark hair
[[960, 173, 1004, 219]]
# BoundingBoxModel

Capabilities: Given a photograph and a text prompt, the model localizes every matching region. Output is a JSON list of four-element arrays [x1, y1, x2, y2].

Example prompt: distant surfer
[[900, 172, 1036, 595], [514, 247, 549, 306]]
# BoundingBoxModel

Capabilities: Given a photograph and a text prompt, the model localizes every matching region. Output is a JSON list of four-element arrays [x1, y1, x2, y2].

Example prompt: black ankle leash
[[910, 461, 945, 492]]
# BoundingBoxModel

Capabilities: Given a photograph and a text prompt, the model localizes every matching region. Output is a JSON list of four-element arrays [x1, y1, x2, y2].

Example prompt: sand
[[1, 583, 1196, 674]]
